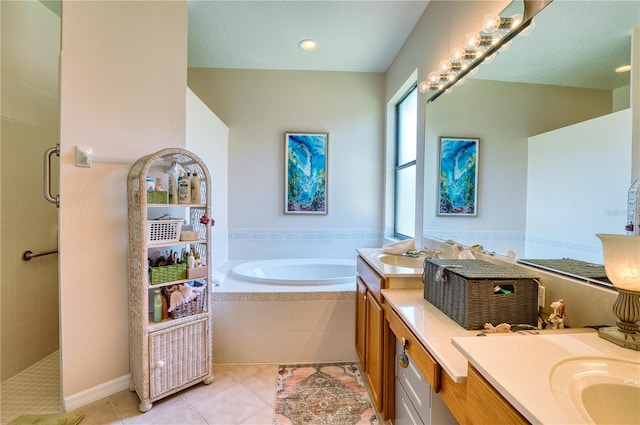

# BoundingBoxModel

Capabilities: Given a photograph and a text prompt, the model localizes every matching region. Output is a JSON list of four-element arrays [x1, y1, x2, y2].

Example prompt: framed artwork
[[437, 137, 479, 216], [285, 132, 328, 214]]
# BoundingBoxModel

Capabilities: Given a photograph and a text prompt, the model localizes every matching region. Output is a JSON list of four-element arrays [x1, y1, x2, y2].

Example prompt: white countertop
[[382, 288, 478, 382], [453, 331, 640, 424]]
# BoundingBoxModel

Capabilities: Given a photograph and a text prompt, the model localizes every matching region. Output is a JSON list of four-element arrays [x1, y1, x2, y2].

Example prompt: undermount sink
[[550, 356, 640, 424], [374, 253, 425, 269]]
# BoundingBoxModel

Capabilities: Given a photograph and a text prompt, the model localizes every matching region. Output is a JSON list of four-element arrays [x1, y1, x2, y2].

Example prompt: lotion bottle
[[153, 290, 162, 323], [167, 162, 179, 204], [178, 172, 191, 204], [191, 173, 201, 204]]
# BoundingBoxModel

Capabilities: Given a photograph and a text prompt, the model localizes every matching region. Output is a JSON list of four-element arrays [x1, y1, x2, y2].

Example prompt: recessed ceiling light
[[615, 65, 631, 73], [298, 39, 317, 52]]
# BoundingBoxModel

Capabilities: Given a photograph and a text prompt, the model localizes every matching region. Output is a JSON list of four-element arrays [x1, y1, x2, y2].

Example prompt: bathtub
[[230, 258, 356, 285], [212, 258, 358, 364]]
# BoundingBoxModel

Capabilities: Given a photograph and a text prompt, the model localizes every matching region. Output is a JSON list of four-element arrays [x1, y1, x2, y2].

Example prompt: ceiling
[[188, 0, 639, 91], [187, 0, 429, 72], [473, 0, 639, 91]]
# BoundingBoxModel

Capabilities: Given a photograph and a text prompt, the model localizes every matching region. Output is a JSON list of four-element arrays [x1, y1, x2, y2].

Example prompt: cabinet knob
[[154, 360, 165, 369], [401, 337, 409, 350]]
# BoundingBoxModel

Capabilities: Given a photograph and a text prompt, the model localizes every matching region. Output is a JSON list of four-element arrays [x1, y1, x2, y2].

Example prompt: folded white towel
[[459, 249, 475, 259], [382, 239, 415, 254]]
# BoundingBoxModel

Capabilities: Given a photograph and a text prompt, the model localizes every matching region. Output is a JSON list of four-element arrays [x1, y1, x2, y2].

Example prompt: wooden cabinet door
[[355, 278, 367, 366], [366, 294, 384, 411]]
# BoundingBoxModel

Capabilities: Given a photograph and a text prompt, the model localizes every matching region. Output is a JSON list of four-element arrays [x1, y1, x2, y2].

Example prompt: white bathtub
[[230, 258, 356, 285], [212, 258, 358, 364]]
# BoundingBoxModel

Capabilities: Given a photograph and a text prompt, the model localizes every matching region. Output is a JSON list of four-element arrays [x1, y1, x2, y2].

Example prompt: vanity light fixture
[[421, 2, 538, 102], [298, 39, 317, 52], [596, 233, 640, 351]]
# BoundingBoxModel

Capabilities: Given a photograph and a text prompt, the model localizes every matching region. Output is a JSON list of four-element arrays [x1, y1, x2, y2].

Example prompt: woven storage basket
[[147, 219, 182, 243], [150, 263, 187, 284], [162, 282, 206, 319], [423, 259, 539, 330], [146, 190, 168, 204]]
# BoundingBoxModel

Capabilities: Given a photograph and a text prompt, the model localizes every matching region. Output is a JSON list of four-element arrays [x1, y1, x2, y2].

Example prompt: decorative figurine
[[483, 323, 511, 333], [548, 299, 566, 329]]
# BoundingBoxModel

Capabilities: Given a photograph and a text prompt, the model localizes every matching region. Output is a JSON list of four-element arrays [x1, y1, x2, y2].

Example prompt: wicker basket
[[150, 263, 187, 284], [147, 219, 182, 243], [162, 282, 206, 318], [146, 190, 168, 204], [423, 259, 539, 330]]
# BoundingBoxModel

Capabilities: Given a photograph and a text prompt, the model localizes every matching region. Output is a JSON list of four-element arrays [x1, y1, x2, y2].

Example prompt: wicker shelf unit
[[127, 148, 214, 413]]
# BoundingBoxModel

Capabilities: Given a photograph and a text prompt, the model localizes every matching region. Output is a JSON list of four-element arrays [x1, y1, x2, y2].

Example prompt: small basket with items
[[147, 217, 182, 244], [162, 280, 207, 319]]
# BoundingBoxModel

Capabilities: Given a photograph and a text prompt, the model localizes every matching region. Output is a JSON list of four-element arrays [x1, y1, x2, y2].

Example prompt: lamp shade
[[597, 234, 640, 291]]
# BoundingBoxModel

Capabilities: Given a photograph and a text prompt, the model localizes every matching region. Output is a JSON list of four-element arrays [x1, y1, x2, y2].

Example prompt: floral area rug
[[273, 362, 378, 425]]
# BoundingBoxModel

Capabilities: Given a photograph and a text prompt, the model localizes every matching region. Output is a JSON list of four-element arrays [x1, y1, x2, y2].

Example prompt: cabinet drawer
[[357, 256, 383, 302], [396, 339, 431, 422], [395, 377, 425, 425], [387, 307, 441, 392], [149, 318, 208, 398]]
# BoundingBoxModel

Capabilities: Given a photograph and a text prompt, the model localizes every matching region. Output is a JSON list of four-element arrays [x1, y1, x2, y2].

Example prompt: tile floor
[[76, 364, 280, 424], [1, 351, 61, 425], [3, 359, 384, 425]]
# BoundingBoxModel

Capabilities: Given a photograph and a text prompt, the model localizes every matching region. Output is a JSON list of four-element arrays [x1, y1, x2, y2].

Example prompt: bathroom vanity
[[356, 248, 639, 424], [355, 249, 424, 416]]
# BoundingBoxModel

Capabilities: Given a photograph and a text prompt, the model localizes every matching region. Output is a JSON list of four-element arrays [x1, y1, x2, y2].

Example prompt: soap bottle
[[153, 290, 162, 323], [191, 173, 201, 204], [178, 172, 191, 204], [167, 162, 179, 204]]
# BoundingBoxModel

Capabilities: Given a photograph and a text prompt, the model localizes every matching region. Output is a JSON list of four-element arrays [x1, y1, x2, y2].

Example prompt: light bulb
[[464, 32, 481, 50], [418, 81, 430, 93], [427, 71, 441, 85], [510, 14, 523, 30], [482, 13, 501, 33], [449, 47, 466, 64], [438, 60, 452, 75]]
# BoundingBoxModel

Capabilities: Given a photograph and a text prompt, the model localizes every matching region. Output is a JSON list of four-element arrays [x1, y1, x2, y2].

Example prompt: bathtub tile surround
[[212, 259, 358, 364], [212, 291, 357, 364]]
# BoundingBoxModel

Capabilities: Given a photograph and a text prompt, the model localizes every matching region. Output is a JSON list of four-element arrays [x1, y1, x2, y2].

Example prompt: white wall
[[187, 69, 386, 259], [186, 88, 229, 268], [59, 0, 187, 402], [526, 109, 632, 262]]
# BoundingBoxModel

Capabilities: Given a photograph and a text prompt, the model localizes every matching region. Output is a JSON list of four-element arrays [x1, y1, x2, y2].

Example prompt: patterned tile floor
[[1, 350, 61, 425], [2, 360, 385, 425]]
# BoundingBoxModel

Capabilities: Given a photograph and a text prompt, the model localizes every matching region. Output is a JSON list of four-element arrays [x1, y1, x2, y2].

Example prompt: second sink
[[550, 356, 640, 424]]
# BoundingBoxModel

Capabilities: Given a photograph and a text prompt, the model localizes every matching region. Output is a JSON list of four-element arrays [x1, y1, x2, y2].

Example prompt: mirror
[[423, 0, 639, 287]]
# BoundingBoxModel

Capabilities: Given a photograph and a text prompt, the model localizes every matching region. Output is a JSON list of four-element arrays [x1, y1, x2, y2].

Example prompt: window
[[394, 85, 417, 239]]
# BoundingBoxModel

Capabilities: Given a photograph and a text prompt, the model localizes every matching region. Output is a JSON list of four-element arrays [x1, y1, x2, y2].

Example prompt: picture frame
[[284, 132, 328, 214], [437, 137, 479, 216]]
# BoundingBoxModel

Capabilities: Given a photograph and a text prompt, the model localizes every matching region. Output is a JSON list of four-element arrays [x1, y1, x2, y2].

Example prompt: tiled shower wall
[[1, 77, 60, 381]]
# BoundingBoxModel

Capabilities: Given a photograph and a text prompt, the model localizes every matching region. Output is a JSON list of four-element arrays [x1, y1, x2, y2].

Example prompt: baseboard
[[63, 374, 131, 411]]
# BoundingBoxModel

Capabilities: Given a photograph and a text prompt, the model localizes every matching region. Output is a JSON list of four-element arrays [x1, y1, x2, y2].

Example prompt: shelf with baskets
[[127, 148, 214, 413]]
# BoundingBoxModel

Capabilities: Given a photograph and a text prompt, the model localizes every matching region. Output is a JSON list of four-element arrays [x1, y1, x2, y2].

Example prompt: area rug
[[7, 412, 84, 425], [273, 362, 378, 425]]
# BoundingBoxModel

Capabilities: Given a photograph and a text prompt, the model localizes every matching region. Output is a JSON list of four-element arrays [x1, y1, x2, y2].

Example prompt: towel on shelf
[[382, 239, 415, 254], [167, 283, 203, 312]]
